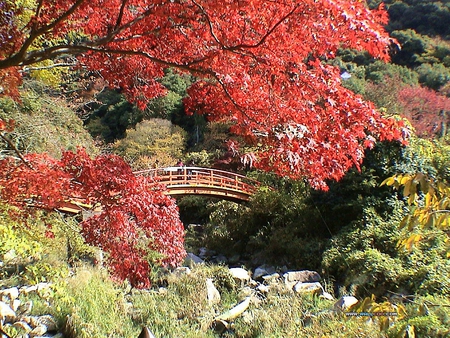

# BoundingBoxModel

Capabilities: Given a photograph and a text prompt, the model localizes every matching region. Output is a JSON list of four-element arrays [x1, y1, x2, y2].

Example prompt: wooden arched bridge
[[135, 166, 260, 202], [57, 167, 260, 214]]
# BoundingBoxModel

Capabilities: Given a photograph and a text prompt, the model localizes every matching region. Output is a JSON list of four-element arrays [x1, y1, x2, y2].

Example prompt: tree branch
[[191, 0, 224, 47], [20, 62, 77, 72], [0, 132, 32, 168]]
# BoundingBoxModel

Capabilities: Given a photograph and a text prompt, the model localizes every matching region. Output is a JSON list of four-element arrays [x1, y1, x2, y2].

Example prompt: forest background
[[1, 0, 450, 337]]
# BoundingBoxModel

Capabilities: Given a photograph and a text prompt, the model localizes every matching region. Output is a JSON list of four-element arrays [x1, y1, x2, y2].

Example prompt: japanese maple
[[0, 149, 185, 288], [0, 0, 406, 188], [398, 85, 450, 138]]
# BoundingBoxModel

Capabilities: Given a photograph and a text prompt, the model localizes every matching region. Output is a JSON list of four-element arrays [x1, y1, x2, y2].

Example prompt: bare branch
[[0, 132, 32, 168]]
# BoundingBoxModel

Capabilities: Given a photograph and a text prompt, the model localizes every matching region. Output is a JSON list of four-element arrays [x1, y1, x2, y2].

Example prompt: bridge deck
[[136, 167, 260, 202], [57, 167, 260, 214]]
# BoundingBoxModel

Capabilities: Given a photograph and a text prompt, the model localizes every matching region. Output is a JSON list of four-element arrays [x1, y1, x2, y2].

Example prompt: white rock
[[262, 273, 280, 283], [37, 315, 57, 332], [36, 283, 51, 293], [0, 301, 16, 323], [334, 296, 359, 311], [256, 284, 269, 294], [11, 298, 21, 312], [13, 320, 33, 333], [0, 287, 19, 301], [293, 282, 324, 295], [320, 291, 334, 301], [229, 268, 251, 283], [20, 285, 38, 294], [206, 278, 221, 304], [283, 270, 321, 283], [29, 324, 47, 337]]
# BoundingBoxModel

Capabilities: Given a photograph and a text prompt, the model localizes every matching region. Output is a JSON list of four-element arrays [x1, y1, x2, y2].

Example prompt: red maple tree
[[1, 0, 405, 188], [1, 0, 407, 286], [398, 85, 450, 138], [0, 148, 185, 288]]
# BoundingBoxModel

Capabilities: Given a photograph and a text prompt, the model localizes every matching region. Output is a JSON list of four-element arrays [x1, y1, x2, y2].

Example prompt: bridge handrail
[[135, 167, 260, 195]]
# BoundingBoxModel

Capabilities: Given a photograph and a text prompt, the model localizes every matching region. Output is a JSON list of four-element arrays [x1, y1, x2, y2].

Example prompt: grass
[[10, 261, 391, 338]]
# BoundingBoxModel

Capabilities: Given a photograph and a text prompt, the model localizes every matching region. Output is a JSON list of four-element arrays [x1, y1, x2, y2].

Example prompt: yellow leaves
[[382, 173, 450, 253], [398, 234, 423, 251], [347, 295, 405, 333], [381, 176, 396, 186]]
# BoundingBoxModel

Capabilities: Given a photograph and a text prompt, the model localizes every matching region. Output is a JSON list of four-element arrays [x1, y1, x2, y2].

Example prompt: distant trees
[[112, 119, 187, 170], [398, 85, 450, 138]]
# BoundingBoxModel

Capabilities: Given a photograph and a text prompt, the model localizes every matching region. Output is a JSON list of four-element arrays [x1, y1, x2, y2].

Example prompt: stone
[[13, 321, 33, 333], [334, 296, 359, 312], [253, 265, 276, 280], [256, 284, 269, 294], [184, 253, 204, 265], [138, 326, 157, 338], [11, 298, 21, 312], [283, 270, 321, 283], [36, 283, 51, 294], [213, 255, 228, 264], [29, 325, 47, 337], [262, 273, 280, 283], [229, 268, 251, 283], [292, 282, 324, 295], [198, 247, 215, 259], [0, 287, 19, 301], [206, 279, 221, 304], [320, 291, 334, 301], [0, 301, 16, 323], [37, 315, 57, 332], [22, 315, 40, 327], [20, 285, 38, 295]]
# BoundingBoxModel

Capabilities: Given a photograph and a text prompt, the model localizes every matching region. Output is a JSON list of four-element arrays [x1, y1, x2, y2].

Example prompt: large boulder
[[283, 270, 321, 283], [334, 296, 359, 312], [206, 278, 221, 304], [0, 301, 16, 323], [293, 282, 324, 295], [229, 268, 251, 284]]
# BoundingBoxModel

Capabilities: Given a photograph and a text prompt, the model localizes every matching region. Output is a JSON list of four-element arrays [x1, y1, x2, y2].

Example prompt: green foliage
[[416, 62, 450, 90], [0, 81, 98, 158], [112, 118, 187, 169], [322, 205, 450, 298], [0, 204, 43, 269], [388, 295, 450, 338], [52, 268, 137, 338], [84, 89, 144, 143], [199, 178, 328, 269], [387, 1, 450, 38]]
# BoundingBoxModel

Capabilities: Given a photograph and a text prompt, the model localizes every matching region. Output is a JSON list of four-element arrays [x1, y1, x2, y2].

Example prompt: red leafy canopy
[[1, 0, 404, 188], [0, 149, 185, 288], [398, 85, 450, 138]]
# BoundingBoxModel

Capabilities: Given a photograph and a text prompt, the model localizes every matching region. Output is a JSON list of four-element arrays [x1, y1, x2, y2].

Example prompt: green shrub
[[50, 267, 138, 338]]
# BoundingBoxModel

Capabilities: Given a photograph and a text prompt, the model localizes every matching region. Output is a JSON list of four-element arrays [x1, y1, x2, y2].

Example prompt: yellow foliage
[[382, 172, 450, 255]]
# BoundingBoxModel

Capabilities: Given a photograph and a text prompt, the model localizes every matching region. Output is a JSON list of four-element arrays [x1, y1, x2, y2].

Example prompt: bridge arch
[[57, 167, 260, 214], [135, 167, 260, 203]]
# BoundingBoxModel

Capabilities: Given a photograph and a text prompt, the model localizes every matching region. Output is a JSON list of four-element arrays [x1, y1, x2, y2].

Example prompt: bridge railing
[[135, 167, 260, 196]]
